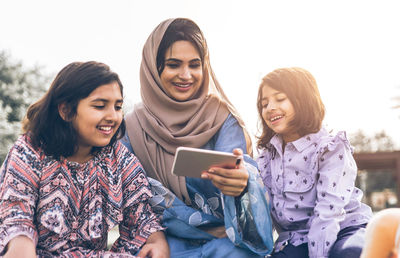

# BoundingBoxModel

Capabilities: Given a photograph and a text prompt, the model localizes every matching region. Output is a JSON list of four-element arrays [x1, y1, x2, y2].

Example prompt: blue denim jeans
[[270, 224, 366, 258]]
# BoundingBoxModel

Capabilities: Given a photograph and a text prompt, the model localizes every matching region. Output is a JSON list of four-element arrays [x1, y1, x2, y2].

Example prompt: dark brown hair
[[23, 61, 126, 159], [256, 67, 325, 149]]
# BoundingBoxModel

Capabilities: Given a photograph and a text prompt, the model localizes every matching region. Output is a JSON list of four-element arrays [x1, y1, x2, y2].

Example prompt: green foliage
[[0, 51, 49, 164]]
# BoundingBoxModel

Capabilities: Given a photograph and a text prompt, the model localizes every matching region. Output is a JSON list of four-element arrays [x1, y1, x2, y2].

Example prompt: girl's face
[[71, 82, 123, 154], [261, 84, 300, 142], [160, 40, 203, 101]]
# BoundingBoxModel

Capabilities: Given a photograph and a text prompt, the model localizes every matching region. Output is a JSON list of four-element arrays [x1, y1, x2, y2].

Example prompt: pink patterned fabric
[[0, 134, 163, 257]]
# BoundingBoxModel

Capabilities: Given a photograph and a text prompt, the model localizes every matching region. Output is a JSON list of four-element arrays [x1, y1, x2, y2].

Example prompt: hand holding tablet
[[171, 147, 241, 178]]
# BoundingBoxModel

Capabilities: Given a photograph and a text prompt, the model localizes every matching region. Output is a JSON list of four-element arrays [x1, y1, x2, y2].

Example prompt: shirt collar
[[290, 128, 326, 152], [269, 128, 326, 153]]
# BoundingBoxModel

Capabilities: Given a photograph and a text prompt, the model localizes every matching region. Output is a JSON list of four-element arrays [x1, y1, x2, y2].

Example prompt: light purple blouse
[[257, 128, 372, 258]]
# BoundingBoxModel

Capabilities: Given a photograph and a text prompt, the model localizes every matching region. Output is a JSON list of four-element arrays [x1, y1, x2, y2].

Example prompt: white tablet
[[171, 146, 240, 178]]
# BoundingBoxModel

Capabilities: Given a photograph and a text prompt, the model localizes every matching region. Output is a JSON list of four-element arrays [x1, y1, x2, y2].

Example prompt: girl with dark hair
[[122, 18, 273, 257], [0, 61, 169, 257], [256, 67, 372, 258]]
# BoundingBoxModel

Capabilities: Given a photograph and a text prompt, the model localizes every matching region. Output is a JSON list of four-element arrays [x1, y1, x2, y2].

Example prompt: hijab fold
[[125, 18, 249, 204]]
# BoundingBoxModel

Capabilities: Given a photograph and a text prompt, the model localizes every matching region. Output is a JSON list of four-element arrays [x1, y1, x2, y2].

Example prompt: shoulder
[[1, 134, 47, 178], [107, 141, 136, 163], [211, 114, 247, 153], [314, 128, 353, 154], [105, 141, 145, 174], [9, 134, 45, 161]]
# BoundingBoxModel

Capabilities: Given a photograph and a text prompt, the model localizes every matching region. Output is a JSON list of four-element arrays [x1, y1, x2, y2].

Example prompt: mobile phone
[[171, 146, 239, 178]]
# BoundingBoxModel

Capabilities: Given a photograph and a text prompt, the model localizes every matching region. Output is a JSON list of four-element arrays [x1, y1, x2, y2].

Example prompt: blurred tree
[[350, 129, 395, 153], [0, 51, 49, 164]]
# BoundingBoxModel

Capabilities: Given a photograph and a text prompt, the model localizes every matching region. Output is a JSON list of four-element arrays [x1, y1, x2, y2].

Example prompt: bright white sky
[[1, 0, 399, 148]]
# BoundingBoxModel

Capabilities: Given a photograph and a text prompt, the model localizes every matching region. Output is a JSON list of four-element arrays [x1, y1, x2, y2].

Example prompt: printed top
[[0, 134, 163, 257], [257, 128, 372, 258]]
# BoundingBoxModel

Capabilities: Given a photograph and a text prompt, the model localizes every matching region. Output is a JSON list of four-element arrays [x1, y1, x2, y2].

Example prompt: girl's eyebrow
[[262, 92, 281, 101], [91, 98, 123, 103]]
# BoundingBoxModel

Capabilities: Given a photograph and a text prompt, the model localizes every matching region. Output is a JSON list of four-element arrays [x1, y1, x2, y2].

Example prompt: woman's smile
[[160, 40, 203, 101]]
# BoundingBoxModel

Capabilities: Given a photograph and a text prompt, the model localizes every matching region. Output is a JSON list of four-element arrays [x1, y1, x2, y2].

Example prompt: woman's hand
[[4, 235, 36, 258], [137, 231, 170, 258], [201, 148, 249, 197]]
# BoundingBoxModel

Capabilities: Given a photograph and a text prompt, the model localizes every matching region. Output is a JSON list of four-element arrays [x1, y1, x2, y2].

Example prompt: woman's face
[[70, 82, 123, 154], [160, 40, 203, 101]]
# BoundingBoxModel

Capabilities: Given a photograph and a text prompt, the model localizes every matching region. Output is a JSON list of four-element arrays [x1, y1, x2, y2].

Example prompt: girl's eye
[[115, 106, 122, 111], [94, 105, 105, 109], [262, 103, 268, 108], [189, 63, 201, 69]]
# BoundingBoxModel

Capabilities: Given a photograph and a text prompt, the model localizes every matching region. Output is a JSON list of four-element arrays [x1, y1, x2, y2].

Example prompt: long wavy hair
[[22, 61, 126, 159]]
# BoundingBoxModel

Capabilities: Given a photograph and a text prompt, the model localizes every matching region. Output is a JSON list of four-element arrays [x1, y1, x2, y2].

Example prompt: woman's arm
[[200, 114, 253, 196]]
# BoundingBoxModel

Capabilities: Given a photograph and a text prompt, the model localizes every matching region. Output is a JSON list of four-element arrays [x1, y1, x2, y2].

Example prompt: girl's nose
[[105, 108, 119, 122], [267, 102, 277, 112]]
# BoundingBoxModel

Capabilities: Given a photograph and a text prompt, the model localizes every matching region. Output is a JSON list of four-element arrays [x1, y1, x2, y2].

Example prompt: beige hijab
[[125, 18, 251, 204]]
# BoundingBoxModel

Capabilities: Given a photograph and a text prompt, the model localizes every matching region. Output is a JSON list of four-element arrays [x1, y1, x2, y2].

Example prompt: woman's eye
[[166, 63, 179, 68], [115, 106, 122, 111], [94, 105, 105, 109]]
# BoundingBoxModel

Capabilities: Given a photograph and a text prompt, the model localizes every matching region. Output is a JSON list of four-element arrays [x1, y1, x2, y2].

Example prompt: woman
[[122, 18, 273, 257]]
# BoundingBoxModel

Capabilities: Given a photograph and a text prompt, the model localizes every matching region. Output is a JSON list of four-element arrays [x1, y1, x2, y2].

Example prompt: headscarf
[[125, 18, 251, 204]]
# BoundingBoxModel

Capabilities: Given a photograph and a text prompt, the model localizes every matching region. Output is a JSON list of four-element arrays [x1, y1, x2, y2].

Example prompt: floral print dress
[[0, 134, 164, 257]]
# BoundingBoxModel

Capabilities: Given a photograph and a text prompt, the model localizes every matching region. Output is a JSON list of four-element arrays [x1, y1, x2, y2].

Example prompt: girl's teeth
[[99, 126, 111, 131], [271, 116, 283, 122]]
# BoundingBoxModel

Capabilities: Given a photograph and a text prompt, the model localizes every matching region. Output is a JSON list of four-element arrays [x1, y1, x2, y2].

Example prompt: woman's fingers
[[200, 148, 249, 196]]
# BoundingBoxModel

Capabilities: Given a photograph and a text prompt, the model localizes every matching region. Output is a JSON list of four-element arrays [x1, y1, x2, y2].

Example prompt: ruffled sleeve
[[307, 131, 357, 258], [0, 136, 40, 255]]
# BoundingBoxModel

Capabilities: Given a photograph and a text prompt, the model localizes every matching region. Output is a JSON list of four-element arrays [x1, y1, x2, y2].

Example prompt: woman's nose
[[178, 66, 191, 80]]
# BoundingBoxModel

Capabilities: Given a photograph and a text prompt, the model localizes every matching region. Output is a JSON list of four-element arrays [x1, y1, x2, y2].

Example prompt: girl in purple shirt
[[256, 67, 372, 258]]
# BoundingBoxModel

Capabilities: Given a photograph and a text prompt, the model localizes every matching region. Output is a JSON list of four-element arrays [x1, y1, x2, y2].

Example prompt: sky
[[1, 0, 399, 148]]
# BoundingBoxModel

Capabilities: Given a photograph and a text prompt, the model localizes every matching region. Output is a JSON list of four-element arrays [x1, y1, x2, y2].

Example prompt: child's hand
[[201, 148, 249, 197], [137, 231, 169, 258], [4, 235, 36, 258]]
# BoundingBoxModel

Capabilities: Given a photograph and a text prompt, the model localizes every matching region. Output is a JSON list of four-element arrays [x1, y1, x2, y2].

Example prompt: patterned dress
[[0, 134, 164, 257]]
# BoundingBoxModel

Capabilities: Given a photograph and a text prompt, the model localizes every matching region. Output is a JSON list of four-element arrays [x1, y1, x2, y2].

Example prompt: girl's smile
[[64, 81, 123, 161], [261, 85, 300, 142]]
